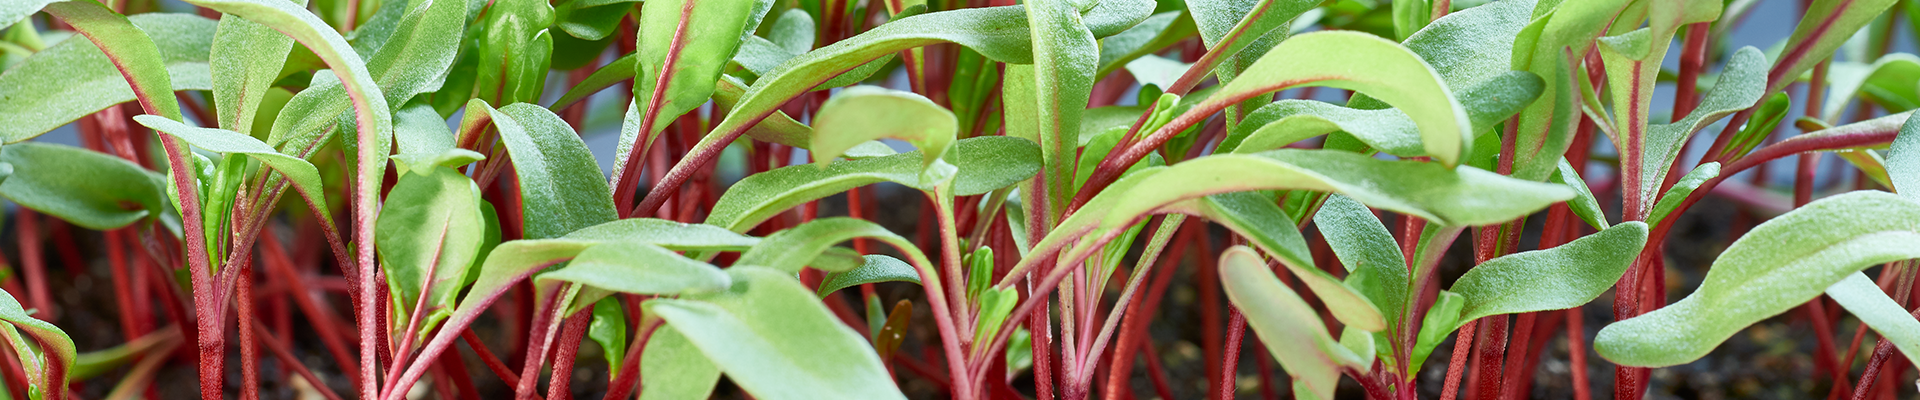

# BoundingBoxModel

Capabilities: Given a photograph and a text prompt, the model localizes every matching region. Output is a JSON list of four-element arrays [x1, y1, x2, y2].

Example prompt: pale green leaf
[[706, 136, 1040, 232], [638, 326, 720, 400], [818, 255, 923, 297], [1596, 191, 1920, 367], [648, 267, 906, 400], [1220, 245, 1364, 400], [1825, 272, 1920, 365]]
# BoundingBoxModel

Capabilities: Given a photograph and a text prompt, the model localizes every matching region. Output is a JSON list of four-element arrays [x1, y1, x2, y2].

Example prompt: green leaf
[[633, 0, 760, 142], [552, 53, 635, 110], [647, 266, 906, 400], [480, 102, 619, 239], [1313, 195, 1409, 339], [1158, 31, 1476, 166], [1023, 0, 1099, 221], [0, 290, 74, 400], [817, 255, 923, 297], [1542, 159, 1607, 230], [1188, 0, 1319, 83], [1647, 162, 1720, 228], [0, 143, 163, 230], [1082, 0, 1153, 38], [1824, 53, 1920, 120], [1191, 192, 1385, 332], [261, 0, 463, 154], [1223, 100, 1422, 155], [133, 115, 334, 226], [535, 241, 732, 297], [1449, 222, 1648, 325], [1, 13, 212, 142], [1887, 106, 1920, 200], [1219, 245, 1364, 400], [706, 136, 1040, 232], [556, 0, 631, 41], [1825, 272, 1920, 364], [1596, 191, 1920, 367], [1391, 0, 1430, 40], [1508, 0, 1631, 181], [1771, 0, 1901, 96], [1632, 48, 1765, 217], [686, 6, 1036, 181], [1410, 290, 1465, 370], [1096, 11, 1195, 79], [210, 0, 302, 134], [562, 218, 762, 251], [811, 86, 955, 171], [588, 297, 627, 377], [735, 218, 933, 274], [0, 0, 58, 30], [638, 327, 721, 400], [374, 166, 483, 339]]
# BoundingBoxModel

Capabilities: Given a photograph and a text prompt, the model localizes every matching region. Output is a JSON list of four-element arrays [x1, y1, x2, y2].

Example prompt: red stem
[[1439, 320, 1478, 400], [1215, 308, 1247, 400], [15, 210, 52, 323], [545, 305, 594, 400], [237, 263, 259, 400]]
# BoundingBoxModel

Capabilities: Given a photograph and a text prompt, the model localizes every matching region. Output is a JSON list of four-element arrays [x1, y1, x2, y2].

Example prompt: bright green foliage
[[1647, 163, 1720, 228], [706, 136, 1040, 232], [1825, 54, 1920, 120], [630, 0, 761, 150], [811, 86, 956, 171], [647, 267, 906, 400], [1178, 31, 1476, 166], [1890, 111, 1920, 199], [736, 218, 931, 273], [1193, 192, 1385, 332], [639, 327, 721, 400], [1023, 0, 1098, 222], [376, 166, 484, 339], [134, 116, 333, 224], [0, 13, 211, 143], [476, 102, 619, 239], [1449, 222, 1648, 325], [1597, 191, 1920, 367], [262, 0, 462, 155], [587, 297, 627, 377], [209, 0, 303, 134], [1773, 0, 1902, 96], [1313, 195, 1409, 352], [1220, 245, 1365, 400], [817, 255, 923, 298], [1550, 159, 1609, 230], [1632, 48, 1764, 217], [0, 143, 162, 230]]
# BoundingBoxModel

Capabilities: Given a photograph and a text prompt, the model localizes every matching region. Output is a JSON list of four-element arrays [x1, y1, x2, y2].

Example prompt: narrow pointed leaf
[[210, 0, 305, 134], [735, 218, 934, 273], [1151, 31, 1476, 166], [535, 242, 732, 297], [1823, 54, 1920, 120], [134, 115, 334, 225], [706, 136, 1040, 232], [1549, 159, 1609, 230], [1220, 245, 1364, 400], [1025, 0, 1099, 220], [0, 143, 164, 230], [1825, 272, 1920, 364], [1313, 195, 1409, 336], [817, 255, 922, 298], [1597, 191, 1920, 367], [0, 13, 213, 142], [1449, 222, 1648, 325]]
